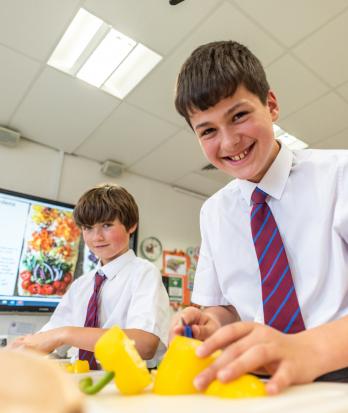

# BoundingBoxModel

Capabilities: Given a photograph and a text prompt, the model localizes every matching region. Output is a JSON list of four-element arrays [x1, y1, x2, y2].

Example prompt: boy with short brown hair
[[171, 40, 348, 393], [12, 184, 170, 368]]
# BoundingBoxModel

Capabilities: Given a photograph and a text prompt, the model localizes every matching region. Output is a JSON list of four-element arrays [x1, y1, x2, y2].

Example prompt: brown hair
[[175, 40, 270, 125], [73, 184, 138, 232]]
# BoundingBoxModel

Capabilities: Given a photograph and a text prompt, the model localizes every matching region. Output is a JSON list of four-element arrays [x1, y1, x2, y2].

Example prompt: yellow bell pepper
[[205, 374, 266, 398], [65, 359, 90, 374], [153, 335, 220, 395], [94, 326, 152, 395]]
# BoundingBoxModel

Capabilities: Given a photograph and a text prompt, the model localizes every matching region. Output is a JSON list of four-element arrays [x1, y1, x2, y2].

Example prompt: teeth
[[231, 148, 249, 161]]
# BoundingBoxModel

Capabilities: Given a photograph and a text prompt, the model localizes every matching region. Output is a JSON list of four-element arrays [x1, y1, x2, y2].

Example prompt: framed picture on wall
[[163, 251, 189, 276]]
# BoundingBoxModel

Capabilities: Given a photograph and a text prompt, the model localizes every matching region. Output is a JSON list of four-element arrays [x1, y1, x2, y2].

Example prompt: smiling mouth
[[224, 142, 255, 162]]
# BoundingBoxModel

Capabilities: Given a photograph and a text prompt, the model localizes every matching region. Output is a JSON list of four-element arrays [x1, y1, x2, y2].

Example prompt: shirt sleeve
[[39, 281, 78, 332], [336, 154, 348, 244], [191, 203, 229, 306], [124, 263, 170, 348]]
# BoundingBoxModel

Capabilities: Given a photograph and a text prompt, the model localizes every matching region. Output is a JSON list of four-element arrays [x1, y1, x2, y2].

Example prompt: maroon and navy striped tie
[[250, 187, 305, 333], [78, 271, 106, 369]]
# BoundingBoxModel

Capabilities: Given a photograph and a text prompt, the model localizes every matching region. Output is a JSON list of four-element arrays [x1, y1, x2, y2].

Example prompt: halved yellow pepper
[[65, 359, 90, 374], [205, 374, 266, 398], [94, 326, 152, 395], [153, 335, 220, 395]]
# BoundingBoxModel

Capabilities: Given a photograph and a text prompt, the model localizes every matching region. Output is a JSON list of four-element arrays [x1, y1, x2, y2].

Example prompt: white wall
[[0, 140, 204, 335]]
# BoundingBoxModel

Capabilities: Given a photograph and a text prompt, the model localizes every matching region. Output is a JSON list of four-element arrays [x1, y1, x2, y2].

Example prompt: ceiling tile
[[127, 1, 284, 125], [267, 54, 329, 118], [195, 168, 232, 185], [233, 0, 348, 47], [293, 10, 348, 87], [0, 0, 81, 61], [279, 93, 348, 145], [75, 102, 180, 165], [174, 173, 227, 197], [11, 67, 120, 153], [0, 45, 41, 125], [337, 81, 348, 102], [311, 129, 348, 149], [84, 0, 221, 56], [129, 129, 206, 182]]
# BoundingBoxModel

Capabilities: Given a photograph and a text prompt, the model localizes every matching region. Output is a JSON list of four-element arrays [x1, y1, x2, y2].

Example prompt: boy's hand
[[8, 328, 66, 354], [193, 322, 321, 395], [169, 306, 221, 341]]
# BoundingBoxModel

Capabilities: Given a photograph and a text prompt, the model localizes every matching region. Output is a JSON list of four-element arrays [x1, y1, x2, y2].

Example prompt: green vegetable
[[79, 371, 114, 395]]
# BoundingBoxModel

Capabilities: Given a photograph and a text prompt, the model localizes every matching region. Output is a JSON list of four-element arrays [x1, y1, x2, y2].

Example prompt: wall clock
[[140, 237, 163, 261]]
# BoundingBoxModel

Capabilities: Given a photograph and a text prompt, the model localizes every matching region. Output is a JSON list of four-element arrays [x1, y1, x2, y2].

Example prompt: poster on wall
[[162, 250, 191, 305], [163, 251, 189, 276]]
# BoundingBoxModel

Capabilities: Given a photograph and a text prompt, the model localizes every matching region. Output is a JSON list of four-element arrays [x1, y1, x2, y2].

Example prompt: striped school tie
[[78, 270, 106, 369], [250, 187, 305, 333]]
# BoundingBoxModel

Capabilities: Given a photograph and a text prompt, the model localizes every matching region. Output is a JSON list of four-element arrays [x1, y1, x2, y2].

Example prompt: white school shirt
[[191, 143, 348, 329], [41, 249, 170, 360]]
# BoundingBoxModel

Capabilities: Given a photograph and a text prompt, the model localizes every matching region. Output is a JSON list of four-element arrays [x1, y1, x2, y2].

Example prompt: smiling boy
[[171, 40, 348, 393], [12, 184, 170, 367], [190, 85, 279, 182]]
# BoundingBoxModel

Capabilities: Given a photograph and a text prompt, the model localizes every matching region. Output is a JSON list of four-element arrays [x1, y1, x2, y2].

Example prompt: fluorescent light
[[48, 8, 103, 73], [77, 29, 136, 87], [273, 124, 308, 150], [102, 44, 162, 99], [47, 8, 162, 98]]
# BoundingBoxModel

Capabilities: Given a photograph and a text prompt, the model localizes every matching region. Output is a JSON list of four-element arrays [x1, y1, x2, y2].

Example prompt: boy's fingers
[[191, 324, 213, 340], [217, 343, 277, 382], [169, 307, 203, 340], [180, 307, 204, 325], [8, 336, 25, 348], [266, 361, 293, 395], [197, 322, 253, 357], [194, 334, 260, 390], [193, 363, 219, 390], [172, 325, 184, 335]]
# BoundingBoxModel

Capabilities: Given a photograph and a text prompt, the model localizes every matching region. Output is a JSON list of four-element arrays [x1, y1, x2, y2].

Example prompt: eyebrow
[[193, 101, 246, 130]]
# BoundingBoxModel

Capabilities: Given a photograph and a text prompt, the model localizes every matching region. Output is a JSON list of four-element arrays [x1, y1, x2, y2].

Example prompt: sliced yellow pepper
[[153, 335, 220, 395], [94, 326, 152, 395], [64, 359, 90, 374], [205, 374, 266, 398]]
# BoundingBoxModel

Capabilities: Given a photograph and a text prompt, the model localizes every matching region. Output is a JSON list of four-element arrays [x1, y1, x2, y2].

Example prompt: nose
[[91, 226, 104, 241], [220, 126, 241, 151]]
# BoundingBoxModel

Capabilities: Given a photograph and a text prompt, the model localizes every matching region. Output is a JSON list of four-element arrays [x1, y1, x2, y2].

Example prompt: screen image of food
[[17, 204, 81, 298]]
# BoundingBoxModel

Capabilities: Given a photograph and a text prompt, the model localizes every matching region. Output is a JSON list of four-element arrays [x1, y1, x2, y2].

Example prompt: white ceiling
[[1, 0, 348, 197]]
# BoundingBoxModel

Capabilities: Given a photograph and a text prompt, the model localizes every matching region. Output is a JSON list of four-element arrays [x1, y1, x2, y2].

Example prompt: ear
[[128, 223, 138, 235], [267, 90, 279, 122]]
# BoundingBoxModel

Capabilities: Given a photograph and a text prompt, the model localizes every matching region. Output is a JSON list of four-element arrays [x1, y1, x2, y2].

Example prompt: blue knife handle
[[184, 324, 193, 338]]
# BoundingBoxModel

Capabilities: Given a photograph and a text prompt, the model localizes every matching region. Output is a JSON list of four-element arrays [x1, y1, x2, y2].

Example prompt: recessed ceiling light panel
[[47, 8, 163, 98], [103, 43, 162, 99], [76, 29, 136, 87], [48, 8, 103, 73]]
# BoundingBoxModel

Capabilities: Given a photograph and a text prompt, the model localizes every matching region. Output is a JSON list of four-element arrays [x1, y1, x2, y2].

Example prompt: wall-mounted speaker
[[0, 126, 20, 147], [101, 160, 124, 178]]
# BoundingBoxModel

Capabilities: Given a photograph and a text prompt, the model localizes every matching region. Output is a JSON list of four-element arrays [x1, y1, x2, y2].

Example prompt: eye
[[82, 225, 92, 231], [199, 127, 216, 139], [233, 111, 248, 122], [102, 222, 113, 229]]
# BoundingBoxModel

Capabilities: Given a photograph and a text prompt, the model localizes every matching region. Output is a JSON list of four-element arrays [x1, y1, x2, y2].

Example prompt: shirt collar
[[96, 249, 135, 280], [237, 141, 293, 206]]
